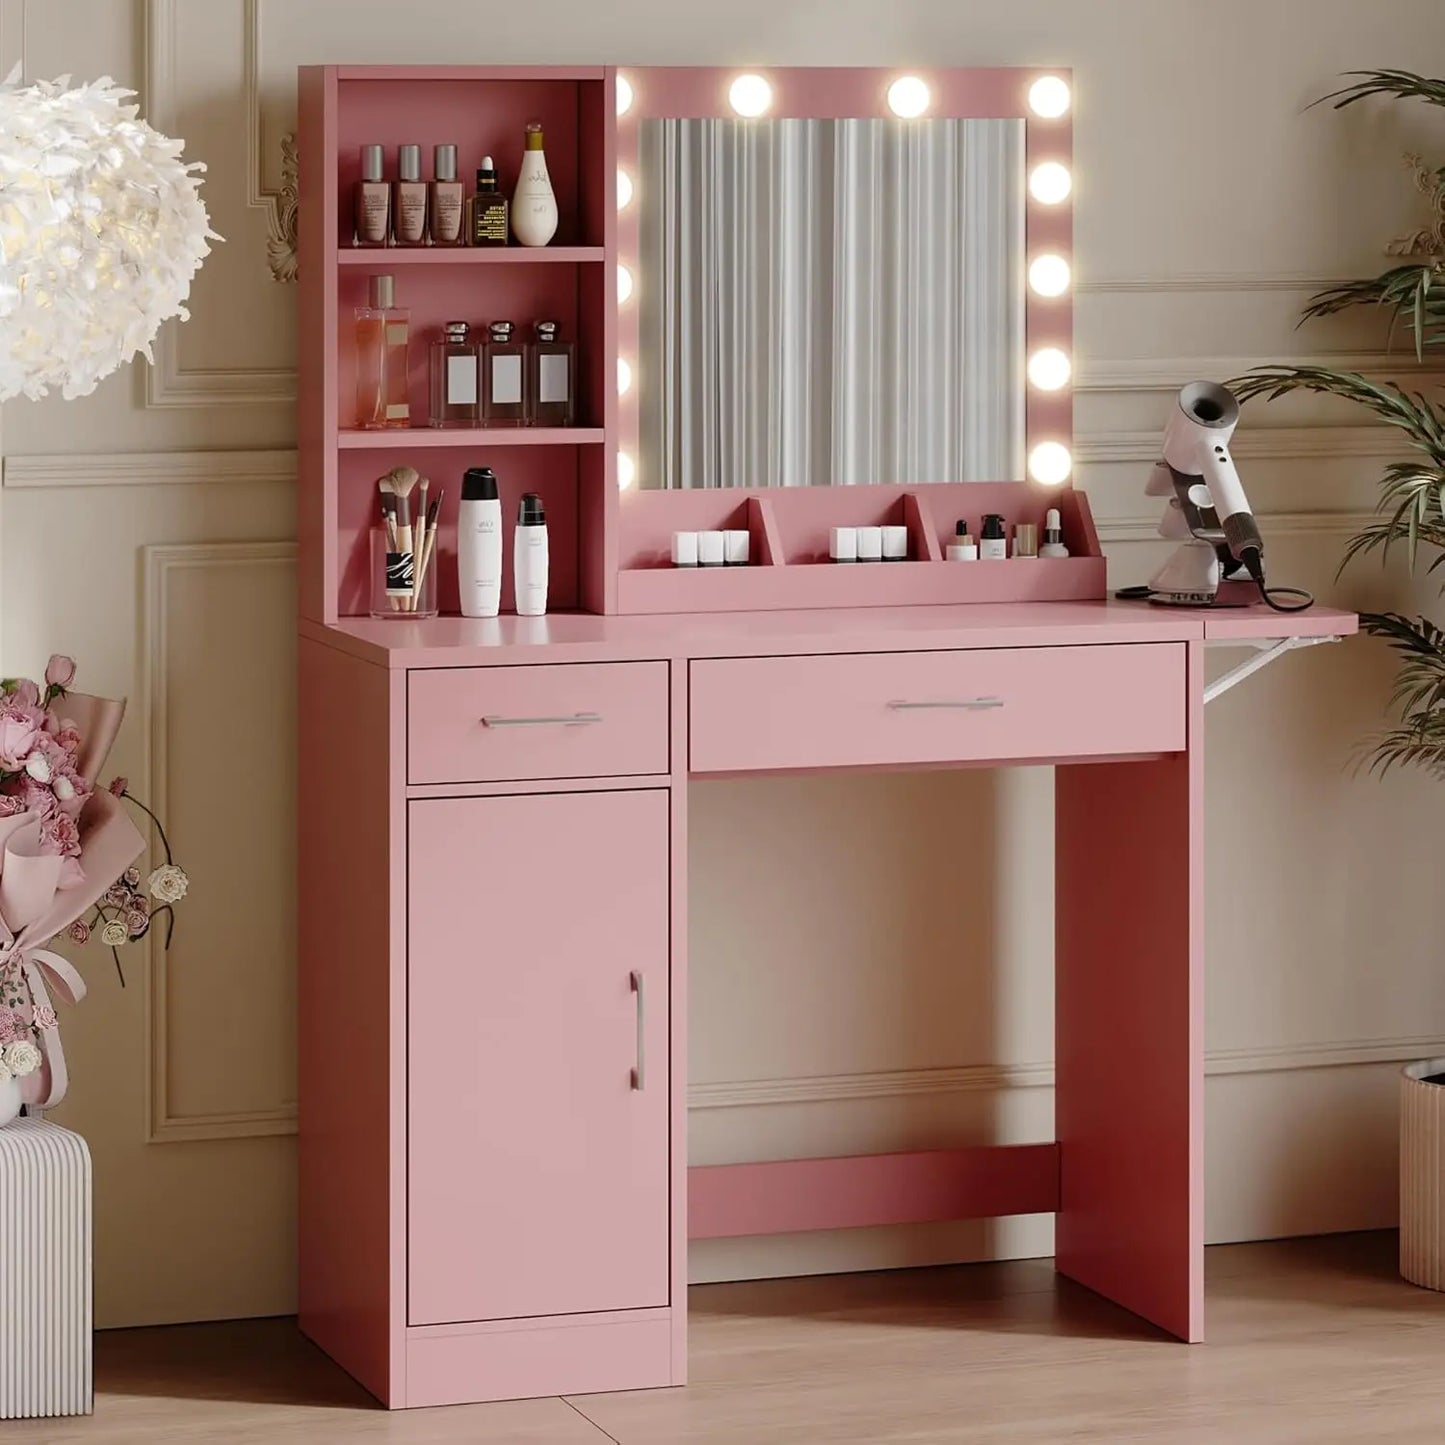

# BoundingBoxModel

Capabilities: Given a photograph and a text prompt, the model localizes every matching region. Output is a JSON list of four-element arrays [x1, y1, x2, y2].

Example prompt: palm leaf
[[1313, 69, 1445, 112]]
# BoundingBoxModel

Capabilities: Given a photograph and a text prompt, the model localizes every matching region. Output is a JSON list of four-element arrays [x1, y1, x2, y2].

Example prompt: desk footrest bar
[[687, 1143, 1060, 1240]]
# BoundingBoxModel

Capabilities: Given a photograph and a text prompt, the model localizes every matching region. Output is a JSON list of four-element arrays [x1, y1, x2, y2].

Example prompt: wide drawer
[[409, 662, 670, 784], [689, 644, 1186, 774]]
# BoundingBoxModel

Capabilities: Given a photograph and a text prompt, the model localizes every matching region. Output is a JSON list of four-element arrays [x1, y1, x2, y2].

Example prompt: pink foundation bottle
[[392, 144, 428, 247], [429, 144, 465, 247], [353, 144, 390, 247]]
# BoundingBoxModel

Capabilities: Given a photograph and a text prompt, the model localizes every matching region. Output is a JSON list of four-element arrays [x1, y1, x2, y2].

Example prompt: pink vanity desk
[[295, 63, 1358, 1409]]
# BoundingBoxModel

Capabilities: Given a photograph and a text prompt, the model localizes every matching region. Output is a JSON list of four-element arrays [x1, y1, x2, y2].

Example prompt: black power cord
[[1115, 548, 1314, 612]]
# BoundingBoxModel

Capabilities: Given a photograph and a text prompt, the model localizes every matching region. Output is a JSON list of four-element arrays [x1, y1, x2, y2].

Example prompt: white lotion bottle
[[512, 121, 559, 247], [514, 492, 549, 616], [457, 466, 503, 617]]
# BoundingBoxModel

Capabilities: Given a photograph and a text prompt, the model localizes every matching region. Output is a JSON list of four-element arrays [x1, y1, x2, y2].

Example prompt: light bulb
[[616, 169, 633, 210], [1028, 253, 1071, 297], [616, 74, 634, 116], [618, 452, 636, 490], [1028, 442, 1072, 486], [617, 264, 633, 304], [618, 357, 632, 395], [1028, 75, 1071, 119], [1028, 348, 1072, 391], [1029, 162, 1072, 205], [729, 73, 772, 117], [886, 76, 930, 118]]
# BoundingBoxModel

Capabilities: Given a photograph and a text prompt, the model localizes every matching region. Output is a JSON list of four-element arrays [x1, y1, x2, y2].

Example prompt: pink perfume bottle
[[355, 274, 410, 429]]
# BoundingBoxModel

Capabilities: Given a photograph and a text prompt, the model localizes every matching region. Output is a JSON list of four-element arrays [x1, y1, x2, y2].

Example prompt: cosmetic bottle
[[980, 514, 1007, 560], [527, 320, 576, 426], [428, 321, 480, 427], [512, 121, 559, 247], [857, 526, 883, 562], [1040, 508, 1071, 558], [392, 144, 428, 247], [471, 157, 509, 246], [514, 492, 549, 616], [672, 531, 699, 568], [947, 520, 978, 561], [724, 530, 751, 566], [830, 526, 858, 563], [698, 531, 725, 568], [458, 466, 503, 618], [354, 144, 390, 247], [354, 274, 410, 429], [1013, 523, 1039, 559], [882, 524, 908, 562], [429, 144, 465, 246], [482, 321, 528, 426]]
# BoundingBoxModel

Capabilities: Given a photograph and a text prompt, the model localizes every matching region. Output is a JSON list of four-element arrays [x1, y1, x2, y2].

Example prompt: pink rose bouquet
[[0, 657, 189, 1118]]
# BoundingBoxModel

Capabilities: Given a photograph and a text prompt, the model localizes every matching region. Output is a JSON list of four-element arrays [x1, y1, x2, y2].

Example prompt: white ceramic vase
[[0, 1073, 22, 1128], [1400, 1058, 1445, 1289]]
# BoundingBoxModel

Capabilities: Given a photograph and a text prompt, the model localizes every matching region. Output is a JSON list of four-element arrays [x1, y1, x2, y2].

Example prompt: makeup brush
[[410, 474, 430, 611], [415, 491, 443, 610], [380, 465, 421, 555]]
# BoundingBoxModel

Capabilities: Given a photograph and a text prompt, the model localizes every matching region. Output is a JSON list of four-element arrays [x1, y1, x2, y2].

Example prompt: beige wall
[[3, 0, 1445, 1324]]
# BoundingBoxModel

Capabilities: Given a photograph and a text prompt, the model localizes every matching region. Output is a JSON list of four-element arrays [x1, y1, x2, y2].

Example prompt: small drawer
[[689, 644, 1185, 774], [409, 662, 670, 784]]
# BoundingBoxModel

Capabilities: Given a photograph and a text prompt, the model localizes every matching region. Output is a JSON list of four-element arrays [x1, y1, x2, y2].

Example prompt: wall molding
[[1077, 353, 1445, 394], [142, 541, 299, 1145], [142, 0, 296, 408], [3, 449, 297, 489], [1077, 273, 1345, 296], [690, 1035, 1445, 1110]]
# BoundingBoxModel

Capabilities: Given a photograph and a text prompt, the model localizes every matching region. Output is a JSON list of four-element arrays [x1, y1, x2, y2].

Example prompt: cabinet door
[[407, 790, 671, 1326]]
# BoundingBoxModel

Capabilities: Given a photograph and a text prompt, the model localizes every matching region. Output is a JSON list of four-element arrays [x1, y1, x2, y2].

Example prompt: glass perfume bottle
[[429, 321, 480, 427], [355, 274, 410, 429], [429, 144, 465, 247], [354, 144, 390, 247], [392, 144, 428, 247], [470, 157, 508, 246], [527, 320, 575, 427], [482, 320, 528, 426]]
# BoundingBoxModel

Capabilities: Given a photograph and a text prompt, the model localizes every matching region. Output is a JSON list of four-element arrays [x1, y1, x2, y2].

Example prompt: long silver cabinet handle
[[630, 971, 646, 1091], [886, 698, 1005, 712], [479, 711, 603, 728]]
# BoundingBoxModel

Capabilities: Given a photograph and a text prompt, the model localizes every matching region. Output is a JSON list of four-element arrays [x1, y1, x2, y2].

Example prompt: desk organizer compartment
[[615, 482, 1105, 614]]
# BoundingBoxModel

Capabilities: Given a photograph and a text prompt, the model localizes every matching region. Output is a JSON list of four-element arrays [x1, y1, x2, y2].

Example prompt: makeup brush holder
[[370, 526, 437, 619]]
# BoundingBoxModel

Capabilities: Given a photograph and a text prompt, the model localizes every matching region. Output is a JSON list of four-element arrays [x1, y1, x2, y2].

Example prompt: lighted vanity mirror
[[636, 117, 1026, 489]]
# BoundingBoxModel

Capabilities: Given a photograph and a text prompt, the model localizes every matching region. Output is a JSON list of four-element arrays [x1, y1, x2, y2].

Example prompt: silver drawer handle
[[480, 711, 603, 729], [630, 970, 646, 1091], [887, 698, 1005, 712]]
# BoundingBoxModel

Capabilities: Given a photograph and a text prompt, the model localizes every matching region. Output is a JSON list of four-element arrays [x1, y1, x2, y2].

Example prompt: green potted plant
[[1235, 68, 1445, 1291]]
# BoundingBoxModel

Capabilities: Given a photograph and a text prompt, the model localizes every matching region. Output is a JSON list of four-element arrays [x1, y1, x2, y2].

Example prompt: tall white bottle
[[511, 121, 559, 247], [457, 466, 502, 618], [514, 492, 549, 616]]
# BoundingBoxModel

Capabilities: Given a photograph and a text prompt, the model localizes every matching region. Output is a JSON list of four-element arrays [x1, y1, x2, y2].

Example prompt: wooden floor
[[9, 1233, 1444, 1443]]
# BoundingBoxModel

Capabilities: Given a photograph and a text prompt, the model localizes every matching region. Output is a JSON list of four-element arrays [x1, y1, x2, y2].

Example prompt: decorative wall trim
[[1077, 273, 1343, 296], [1077, 424, 1405, 466], [3, 450, 297, 489], [142, 541, 299, 1145], [1096, 510, 1372, 546], [142, 0, 297, 407], [1077, 353, 1444, 394], [690, 1035, 1445, 1110]]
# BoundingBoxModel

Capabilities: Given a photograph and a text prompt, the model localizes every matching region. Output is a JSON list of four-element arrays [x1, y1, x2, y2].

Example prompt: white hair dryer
[[1139, 381, 1308, 611]]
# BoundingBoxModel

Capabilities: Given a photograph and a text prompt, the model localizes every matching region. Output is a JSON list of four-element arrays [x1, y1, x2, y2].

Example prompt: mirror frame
[[614, 66, 1074, 496]]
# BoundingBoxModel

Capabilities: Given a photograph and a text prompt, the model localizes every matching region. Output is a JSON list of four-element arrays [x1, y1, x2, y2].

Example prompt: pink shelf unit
[[297, 65, 617, 626]]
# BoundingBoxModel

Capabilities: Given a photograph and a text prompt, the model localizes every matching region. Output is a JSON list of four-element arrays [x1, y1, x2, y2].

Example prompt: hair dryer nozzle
[[1177, 380, 1240, 431]]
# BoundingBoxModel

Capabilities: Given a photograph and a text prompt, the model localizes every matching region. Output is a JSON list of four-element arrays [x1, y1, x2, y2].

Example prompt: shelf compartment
[[339, 427, 604, 449], [337, 247, 605, 266]]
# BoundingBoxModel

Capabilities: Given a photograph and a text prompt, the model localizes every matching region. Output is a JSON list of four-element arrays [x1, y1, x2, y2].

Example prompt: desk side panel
[[298, 637, 403, 1402], [1054, 639, 1204, 1341]]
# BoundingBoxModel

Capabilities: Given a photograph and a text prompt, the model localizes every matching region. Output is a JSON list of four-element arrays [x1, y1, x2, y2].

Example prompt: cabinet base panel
[[402, 1312, 676, 1408]]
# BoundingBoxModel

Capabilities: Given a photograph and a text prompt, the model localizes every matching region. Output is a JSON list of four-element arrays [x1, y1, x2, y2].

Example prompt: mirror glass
[[637, 117, 1026, 489]]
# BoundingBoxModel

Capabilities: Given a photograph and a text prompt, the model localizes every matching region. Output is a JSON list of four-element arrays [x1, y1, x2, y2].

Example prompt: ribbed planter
[[0, 1074, 21, 1129], [1401, 1059, 1445, 1289]]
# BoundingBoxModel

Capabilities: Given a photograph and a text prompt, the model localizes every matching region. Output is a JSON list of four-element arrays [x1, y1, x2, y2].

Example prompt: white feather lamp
[[0, 68, 217, 401]]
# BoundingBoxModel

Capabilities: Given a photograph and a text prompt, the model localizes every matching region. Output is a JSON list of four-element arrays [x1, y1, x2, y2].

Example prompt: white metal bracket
[[1203, 634, 1344, 705]]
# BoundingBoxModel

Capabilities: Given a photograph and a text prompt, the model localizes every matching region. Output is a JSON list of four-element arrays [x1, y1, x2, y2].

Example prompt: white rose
[[148, 863, 189, 904], [52, 774, 75, 802], [2, 1040, 41, 1077], [24, 751, 51, 783], [100, 919, 128, 947], [0, 1061, 10, 1084]]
